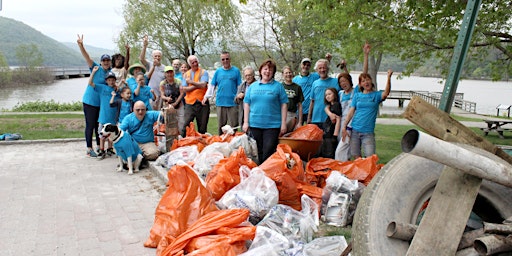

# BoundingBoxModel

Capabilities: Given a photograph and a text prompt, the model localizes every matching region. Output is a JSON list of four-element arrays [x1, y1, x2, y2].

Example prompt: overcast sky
[[0, 0, 125, 50]]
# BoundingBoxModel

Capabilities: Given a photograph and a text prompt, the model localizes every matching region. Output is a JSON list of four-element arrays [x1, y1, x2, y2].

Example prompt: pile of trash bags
[[148, 124, 383, 255]]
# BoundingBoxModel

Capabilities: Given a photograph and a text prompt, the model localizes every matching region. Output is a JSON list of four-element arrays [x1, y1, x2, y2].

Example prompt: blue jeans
[[349, 130, 375, 158]]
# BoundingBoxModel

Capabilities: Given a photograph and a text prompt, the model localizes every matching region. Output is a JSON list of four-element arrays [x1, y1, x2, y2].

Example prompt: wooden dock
[[387, 90, 476, 113]]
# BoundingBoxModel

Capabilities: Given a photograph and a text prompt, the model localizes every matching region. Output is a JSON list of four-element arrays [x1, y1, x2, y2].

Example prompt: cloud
[[0, 0, 125, 50]]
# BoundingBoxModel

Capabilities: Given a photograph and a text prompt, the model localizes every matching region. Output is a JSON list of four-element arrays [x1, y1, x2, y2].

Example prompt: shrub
[[11, 100, 82, 112]]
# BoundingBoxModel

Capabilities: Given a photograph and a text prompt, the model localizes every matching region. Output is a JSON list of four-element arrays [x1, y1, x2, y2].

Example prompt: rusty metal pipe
[[474, 235, 512, 255], [401, 129, 512, 188], [387, 221, 484, 250], [483, 222, 512, 235]]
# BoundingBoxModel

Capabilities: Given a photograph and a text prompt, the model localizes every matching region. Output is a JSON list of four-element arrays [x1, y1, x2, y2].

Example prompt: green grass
[[3, 113, 512, 164]]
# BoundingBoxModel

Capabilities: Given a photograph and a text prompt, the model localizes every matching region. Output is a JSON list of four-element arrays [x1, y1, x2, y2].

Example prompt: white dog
[[100, 123, 143, 175]]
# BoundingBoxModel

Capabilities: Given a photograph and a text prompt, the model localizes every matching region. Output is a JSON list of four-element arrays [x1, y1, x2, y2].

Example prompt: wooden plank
[[406, 167, 481, 255], [164, 108, 179, 151]]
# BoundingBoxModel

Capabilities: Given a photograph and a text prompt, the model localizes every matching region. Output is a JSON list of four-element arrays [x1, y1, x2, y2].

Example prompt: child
[[319, 87, 341, 159], [89, 66, 118, 159], [110, 86, 134, 125], [133, 72, 156, 111]]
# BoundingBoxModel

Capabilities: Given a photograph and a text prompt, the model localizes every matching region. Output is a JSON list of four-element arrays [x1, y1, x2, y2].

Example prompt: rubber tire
[[352, 153, 512, 255]]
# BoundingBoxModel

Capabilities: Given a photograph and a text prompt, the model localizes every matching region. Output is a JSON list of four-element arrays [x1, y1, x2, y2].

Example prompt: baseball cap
[[101, 54, 111, 61], [105, 71, 116, 81], [301, 58, 311, 64], [164, 66, 174, 72]]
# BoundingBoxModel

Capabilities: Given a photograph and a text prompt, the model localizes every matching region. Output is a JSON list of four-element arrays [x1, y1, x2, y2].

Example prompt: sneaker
[[87, 149, 97, 158], [107, 148, 116, 156], [97, 149, 106, 160]]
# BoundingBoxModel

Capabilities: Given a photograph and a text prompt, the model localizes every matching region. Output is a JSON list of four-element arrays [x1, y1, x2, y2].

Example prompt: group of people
[[78, 33, 392, 165]]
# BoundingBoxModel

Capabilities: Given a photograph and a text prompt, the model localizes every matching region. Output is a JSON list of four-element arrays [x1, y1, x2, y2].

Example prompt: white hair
[[314, 59, 330, 72], [187, 55, 199, 65], [152, 50, 162, 57]]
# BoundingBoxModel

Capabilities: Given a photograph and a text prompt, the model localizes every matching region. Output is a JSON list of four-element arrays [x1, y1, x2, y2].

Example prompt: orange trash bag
[[185, 226, 256, 255], [259, 144, 307, 210], [144, 163, 218, 248], [287, 124, 323, 140], [306, 154, 383, 187], [157, 209, 251, 256], [205, 147, 257, 201]]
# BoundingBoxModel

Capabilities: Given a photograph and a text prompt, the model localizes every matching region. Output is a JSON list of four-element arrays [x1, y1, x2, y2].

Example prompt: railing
[[49, 66, 90, 78], [409, 91, 476, 113]]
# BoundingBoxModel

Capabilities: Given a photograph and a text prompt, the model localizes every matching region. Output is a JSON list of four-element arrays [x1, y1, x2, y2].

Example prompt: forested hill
[[0, 16, 108, 67]]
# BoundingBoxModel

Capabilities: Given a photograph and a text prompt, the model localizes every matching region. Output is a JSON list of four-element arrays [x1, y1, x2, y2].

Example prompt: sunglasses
[[221, 58, 230, 61]]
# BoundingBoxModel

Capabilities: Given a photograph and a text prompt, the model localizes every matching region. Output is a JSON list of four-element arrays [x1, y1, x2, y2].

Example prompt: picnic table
[[481, 119, 512, 139]]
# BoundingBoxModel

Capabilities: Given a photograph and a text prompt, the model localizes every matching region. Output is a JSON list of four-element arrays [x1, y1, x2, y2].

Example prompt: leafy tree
[[119, 0, 241, 63], [318, 0, 512, 82], [15, 43, 43, 69], [235, 0, 336, 72]]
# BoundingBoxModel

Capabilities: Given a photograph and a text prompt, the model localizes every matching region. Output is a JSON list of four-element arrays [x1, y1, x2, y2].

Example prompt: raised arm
[[382, 69, 393, 100], [88, 66, 99, 87], [363, 42, 371, 74], [124, 45, 130, 70], [77, 34, 93, 68], [139, 35, 149, 67]]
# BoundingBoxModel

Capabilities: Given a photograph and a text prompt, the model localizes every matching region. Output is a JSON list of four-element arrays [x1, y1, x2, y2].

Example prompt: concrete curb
[[149, 162, 169, 184], [0, 138, 85, 145]]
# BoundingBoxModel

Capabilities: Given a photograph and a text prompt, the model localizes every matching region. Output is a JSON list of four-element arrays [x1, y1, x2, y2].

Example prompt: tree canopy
[[117, 0, 511, 81], [119, 0, 241, 63]]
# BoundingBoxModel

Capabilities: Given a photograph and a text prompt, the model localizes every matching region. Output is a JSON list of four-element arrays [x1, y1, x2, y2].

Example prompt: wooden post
[[164, 107, 179, 151]]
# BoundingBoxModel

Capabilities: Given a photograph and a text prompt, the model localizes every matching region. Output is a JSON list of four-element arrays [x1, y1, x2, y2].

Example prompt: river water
[[1, 75, 511, 116]]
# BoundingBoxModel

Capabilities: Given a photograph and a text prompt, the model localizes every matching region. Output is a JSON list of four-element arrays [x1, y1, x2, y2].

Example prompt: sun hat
[[128, 63, 147, 76]]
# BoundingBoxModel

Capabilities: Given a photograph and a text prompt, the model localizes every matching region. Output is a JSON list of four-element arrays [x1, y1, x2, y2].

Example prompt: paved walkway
[[0, 141, 166, 256]]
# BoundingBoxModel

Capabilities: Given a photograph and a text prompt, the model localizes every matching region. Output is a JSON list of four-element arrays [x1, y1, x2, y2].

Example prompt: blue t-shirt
[[174, 72, 183, 83], [350, 90, 384, 133], [292, 72, 320, 114], [94, 83, 117, 124], [310, 77, 340, 123], [83, 62, 110, 107], [243, 80, 288, 129], [120, 110, 161, 143], [127, 75, 149, 100], [134, 85, 153, 110], [119, 100, 133, 124], [210, 66, 242, 107], [113, 133, 142, 161]]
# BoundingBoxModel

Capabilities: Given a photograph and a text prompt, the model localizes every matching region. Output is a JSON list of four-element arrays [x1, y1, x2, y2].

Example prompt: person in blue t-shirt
[[243, 59, 288, 164], [293, 58, 319, 125], [308, 59, 340, 127], [88, 67, 118, 159], [133, 73, 156, 111], [206, 52, 242, 135], [77, 34, 111, 157], [120, 101, 164, 161], [342, 69, 393, 159], [110, 86, 134, 125], [127, 63, 148, 97]]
